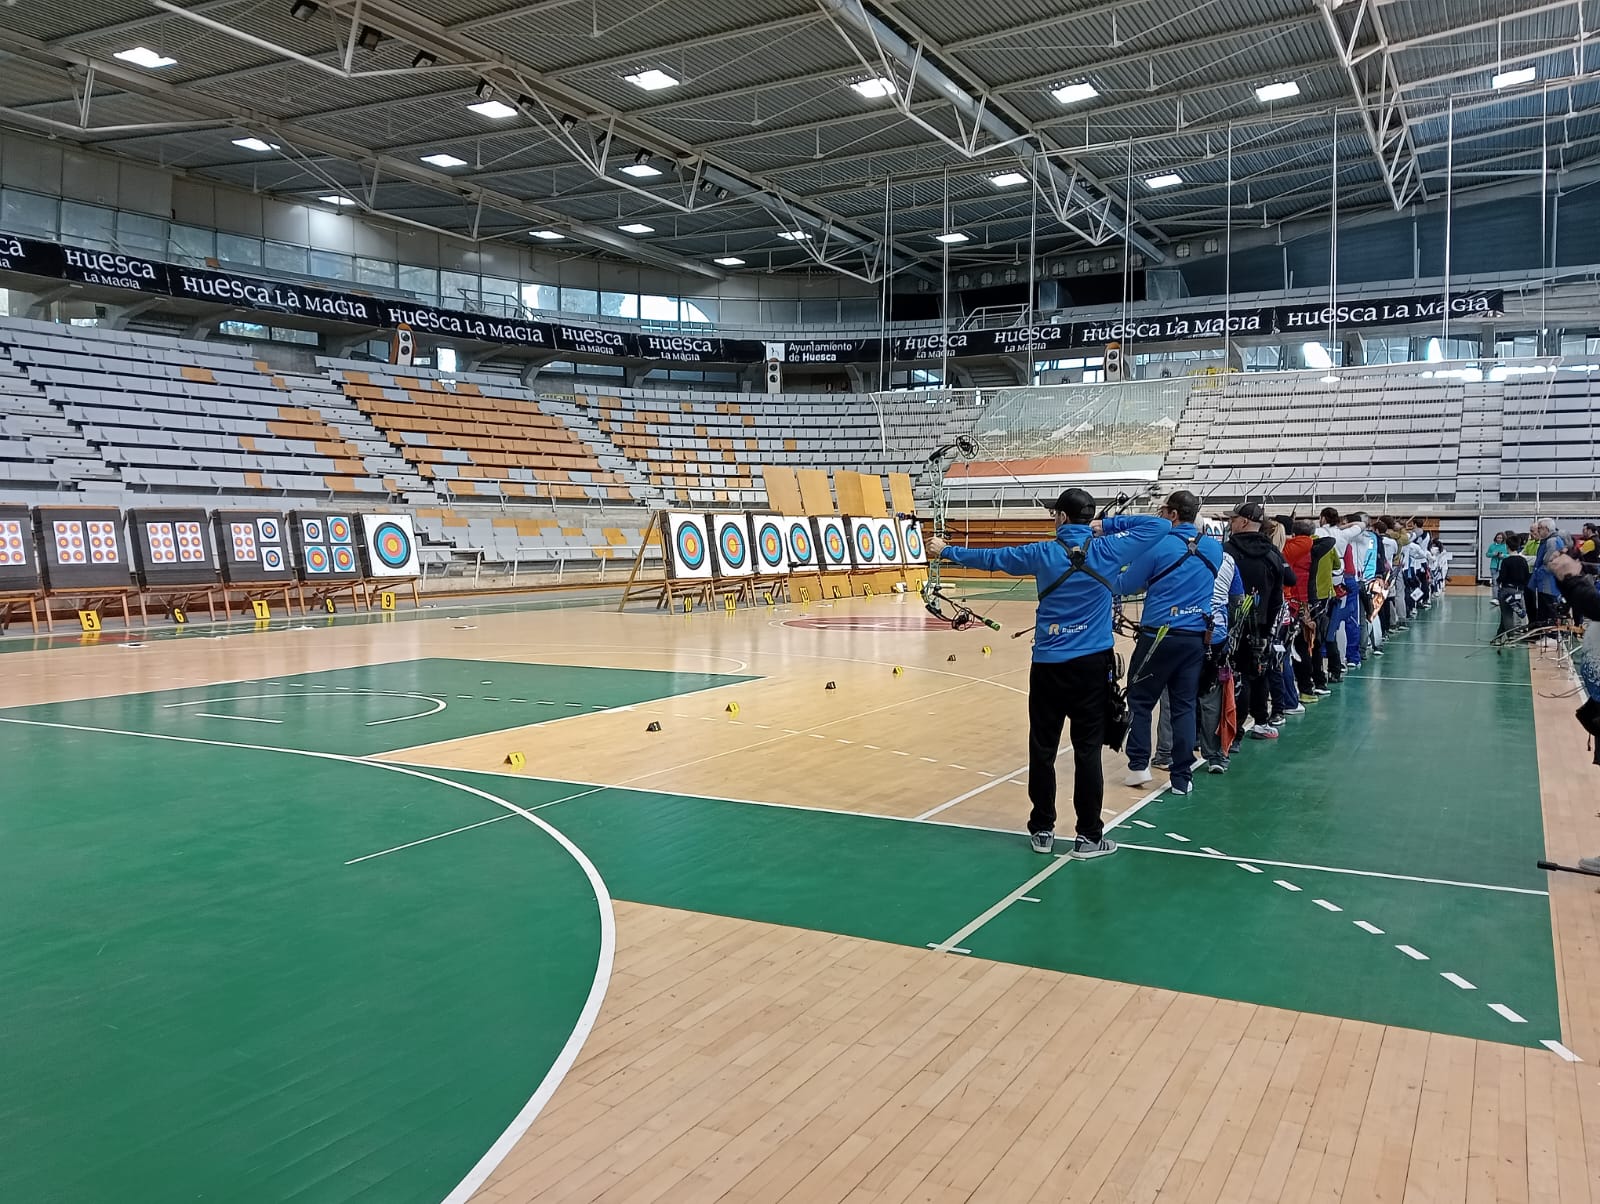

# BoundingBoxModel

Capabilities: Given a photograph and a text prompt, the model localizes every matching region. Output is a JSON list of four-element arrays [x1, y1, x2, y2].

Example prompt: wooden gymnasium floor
[[1, 588, 1597, 1203]]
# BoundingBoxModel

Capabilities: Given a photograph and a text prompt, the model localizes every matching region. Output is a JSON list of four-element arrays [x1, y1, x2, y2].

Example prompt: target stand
[[0, 587, 50, 633], [617, 511, 703, 612], [138, 586, 221, 625], [46, 586, 139, 631], [709, 575, 757, 609], [223, 581, 298, 620], [295, 579, 366, 618], [358, 577, 421, 611]]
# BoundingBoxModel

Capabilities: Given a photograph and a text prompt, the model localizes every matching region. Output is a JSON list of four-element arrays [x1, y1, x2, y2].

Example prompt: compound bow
[[921, 435, 1002, 631]]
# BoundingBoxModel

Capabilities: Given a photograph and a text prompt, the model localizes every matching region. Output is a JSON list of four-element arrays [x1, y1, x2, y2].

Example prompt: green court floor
[[0, 596, 1562, 1202]]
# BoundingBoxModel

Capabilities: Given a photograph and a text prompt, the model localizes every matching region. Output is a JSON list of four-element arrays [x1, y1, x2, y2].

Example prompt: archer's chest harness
[[1037, 536, 1116, 603]]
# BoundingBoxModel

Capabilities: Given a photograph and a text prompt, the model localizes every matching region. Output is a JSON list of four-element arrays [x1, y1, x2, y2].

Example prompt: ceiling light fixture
[[319, 195, 356, 206], [356, 25, 383, 50], [849, 76, 895, 99], [530, 230, 564, 240], [713, 256, 746, 266], [231, 137, 279, 152], [989, 171, 1027, 188], [624, 68, 678, 91], [1145, 173, 1183, 189], [1492, 65, 1536, 89], [468, 99, 518, 119], [619, 222, 654, 234], [777, 230, 810, 241], [620, 150, 662, 178], [1050, 81, 1098, 105], [559, 114, 578, 132], [113, 47, 176, 69], [289, 0, 318, 20], [935, 231, 969, 244], [1254, 80, 1301, 102], [421, 152, 468, 167], [411, 50, 437, 68]]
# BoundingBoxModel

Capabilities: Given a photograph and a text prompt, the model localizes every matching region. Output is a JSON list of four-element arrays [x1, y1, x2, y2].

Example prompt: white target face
[[0, 519, 25, 566], [708, 512, 754, 578], [148, 522, 177, 564], [230, 522, 258, 561], [87, 520, 119, 564], [53, 521, 87, 565], [664, 513, 712, 581], [176, 521, 206, 563], [900, 518, 927, 565]]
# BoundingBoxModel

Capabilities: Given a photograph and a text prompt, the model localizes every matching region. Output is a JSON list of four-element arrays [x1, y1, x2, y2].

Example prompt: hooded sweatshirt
[[1224, 529, 1287, 636], [1284, 534, 1338, 605]]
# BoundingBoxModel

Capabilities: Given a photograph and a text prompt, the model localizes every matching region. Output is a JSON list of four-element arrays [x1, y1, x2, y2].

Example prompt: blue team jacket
[[940, 515, 1172, 662], [1117, 522, 1224, 633]]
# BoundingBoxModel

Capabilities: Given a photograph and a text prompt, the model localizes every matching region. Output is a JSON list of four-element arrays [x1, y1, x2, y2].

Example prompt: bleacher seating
[[1499, 371, 1600, 500]]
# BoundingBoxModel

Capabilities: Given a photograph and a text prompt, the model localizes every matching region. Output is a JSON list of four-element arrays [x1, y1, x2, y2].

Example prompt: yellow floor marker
[[725, 702, 740, 717], [982, 645, 992, 655], [251, 600, 271, 620], [893, 665, 903, 676], [379, 591, 396, 611], [504, 751, 526, 770], [724, 595, 736, 614], [171, 607, 187, 625], [77, 610, 100, 633]]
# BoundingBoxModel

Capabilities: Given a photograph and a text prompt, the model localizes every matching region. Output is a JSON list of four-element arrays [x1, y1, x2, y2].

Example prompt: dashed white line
[[1354, 920, 1385, 934], [1018, 896, 1041, 903], [193, 712, 281, 724], [1131, 820, 1155, 829], [809, 733, 827, 740], [1201, 846, 1225, 856], [1396, 944, 1429, 960], [1441, 972, 1476, 990], [1313, 899, 1342, 912], [345, 814, 512, 865], [1489, 1003, 1526, 1024], [1541, 1039, 1581, 1061], [919, 756, 938, 763], [1274, 879, 1302, 892], [1165, 833, 1191, 843], [950, 764, 967, 771], [1237, 863, 1262, 873], [863, 743, 880, 750]]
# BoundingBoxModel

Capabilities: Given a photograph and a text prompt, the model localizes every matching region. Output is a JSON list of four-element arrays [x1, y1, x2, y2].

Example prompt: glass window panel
[[356, 257, 397, 289], [308, 249, 353, 281], [399, 264, 438, 302], [441, 271, 481, 308], [522, 282, 559, 312], [264, 241, 308, 275], [60, 201, 114, 247], [639, 294, 677, 321], [2, 190, 57, 238], [217, 232, 262, 268], [169, 224, 215, 263], [680, 298, 714, 324], [116, 211, 166, 255], [560, 287, 598, 315], [600, 291, 638, 319]]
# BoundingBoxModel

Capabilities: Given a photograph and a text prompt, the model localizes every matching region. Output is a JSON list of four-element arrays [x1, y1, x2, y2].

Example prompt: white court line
[[915, 762, 1028, 821], [1165, 833, 1190, 843], [1275, 879, 1302, 892], [0, 714, 615, 1204], [1107, 842, 1546, 897], [1236, 862, 1262, 873], [346, 814, 513, 864], [1541, 1039, 1582, 1061], [1397, 944, 1429, 960], [162, 690, 448, 729], [1313, 899, 1342, 912], [1441, 972, 1476, 990], [1338, 675, 1528, 688], [1354, 920, 1385, 934], [932, 780, 1174, 953], [1489, 1003, 1527, 1024], [193, 712, 282, 724]]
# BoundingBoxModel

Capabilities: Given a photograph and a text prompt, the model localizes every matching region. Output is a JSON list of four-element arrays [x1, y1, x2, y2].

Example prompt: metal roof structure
[[0, 0, 1595, 282]]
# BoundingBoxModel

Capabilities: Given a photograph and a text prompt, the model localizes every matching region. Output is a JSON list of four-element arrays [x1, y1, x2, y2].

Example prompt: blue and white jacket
[[1116, 522, 1224, 634], [939, 516, 1171, 662]]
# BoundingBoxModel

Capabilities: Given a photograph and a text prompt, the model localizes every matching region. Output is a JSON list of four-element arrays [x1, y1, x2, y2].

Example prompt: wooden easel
[[0, 587, 50, 633], [360, 578, 421, 611], [710, 576, 757, 608], [50, 586, 139, 629], [223, 581, 298, 618], [137, 586, 221, 624], [296, 579, 365, 617], [617, 511, 709, 612]]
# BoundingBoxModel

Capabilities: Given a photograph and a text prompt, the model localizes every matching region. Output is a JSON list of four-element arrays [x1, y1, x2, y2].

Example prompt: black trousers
[[1027, 651, 1112, 841]]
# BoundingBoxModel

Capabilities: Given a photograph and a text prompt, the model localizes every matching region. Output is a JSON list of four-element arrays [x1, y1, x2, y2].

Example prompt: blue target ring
[[371, 521, 412, 570], [877, 526, 898, 559], [676, 522, 705, 570], [789, 523, 813, 563], [904, 524, 924, 558], [823, 526, 846, 563], [757, 521, 784, 568], [854, 524, 876, 561], [719, 522, 748, 569]]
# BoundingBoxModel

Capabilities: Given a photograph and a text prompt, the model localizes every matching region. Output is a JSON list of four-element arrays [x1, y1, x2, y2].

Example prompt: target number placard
[[78, 609, 100, 632], [380, 590, 396, 611], [359, 514, 420, 578], [251, 600, 271, 620]]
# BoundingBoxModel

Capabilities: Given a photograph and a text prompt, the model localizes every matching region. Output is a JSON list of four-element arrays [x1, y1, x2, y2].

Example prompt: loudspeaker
[[1103, 341, 1127, 382], [390, 323, 415, 366]]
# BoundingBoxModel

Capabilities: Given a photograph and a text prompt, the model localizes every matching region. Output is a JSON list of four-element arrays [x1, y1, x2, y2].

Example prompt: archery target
[[663, 513, 712, 580], [900, 518, 927, 565], [289, 511, 362, 581], [36, 506, 131, 589], [333, 545, 357, 573], [215, 510, 290, 583], [0, 506, 40, 590], [813, 515, 850, 573], [129, 509, 218, 587], [358, 513, 420, 578], [748, 514, 788, 576], [873, 518, 902, 566], [846, 517, 879, 570], [328, 516, 353, 545], [784, 516, 817, 571], [708, 512, 753, 578]]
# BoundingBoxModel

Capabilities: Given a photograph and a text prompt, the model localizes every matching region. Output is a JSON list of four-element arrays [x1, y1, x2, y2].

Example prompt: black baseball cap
[[1230, 500, 1265, 523], [1044, 488, 1096, 524]]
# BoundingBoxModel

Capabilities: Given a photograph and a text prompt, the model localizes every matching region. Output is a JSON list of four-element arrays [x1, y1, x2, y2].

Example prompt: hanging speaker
[[1103, 341, 1126, 382], [390, 323, 415, 366], [764, 340, 784, 394]]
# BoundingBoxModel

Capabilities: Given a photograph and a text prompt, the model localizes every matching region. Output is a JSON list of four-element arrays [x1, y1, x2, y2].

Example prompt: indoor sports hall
[[2, 0, 1600, 1200]]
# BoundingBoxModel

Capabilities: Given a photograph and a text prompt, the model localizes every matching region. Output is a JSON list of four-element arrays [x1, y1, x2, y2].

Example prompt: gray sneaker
[[1030, 830, 1055, 855], [1208, 762, 1228, 774], [1070, 835, 1118, 860]]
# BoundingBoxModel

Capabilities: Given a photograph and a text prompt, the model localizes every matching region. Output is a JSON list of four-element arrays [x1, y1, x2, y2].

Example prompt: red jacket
[[1284, 535, 1313, 607]]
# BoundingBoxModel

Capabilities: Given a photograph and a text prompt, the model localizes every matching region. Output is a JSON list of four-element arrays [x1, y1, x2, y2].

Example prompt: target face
[[148, 522, 176, 564], [372, 523, 410, 569], [854, 523, 876, 563], [0, 519, 24, 566], [755, 519, 785, 571], [305, 545, 330, 574], [719, 524, 747, 569], [333, 545, 357, 572], [877, 525, 898, 559], [677, 525, 704, 569], [823, 527, 846, 564], [328, 517, 353, 545], [302, 519, 325, 543], [87, 521, 119, 565], [901, 520, 926, 564], [54, 521, 86, 565], [262, 547, 284, 571], [787, 520, 814, 567], [176, 521, 206, 562], [257, 518, 281, 543], [230, 523, 258, 561]]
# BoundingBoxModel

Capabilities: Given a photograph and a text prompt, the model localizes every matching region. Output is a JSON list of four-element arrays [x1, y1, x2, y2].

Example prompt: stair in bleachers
[[1499, 371, 1597, 501]]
